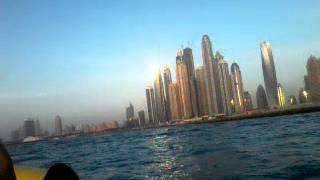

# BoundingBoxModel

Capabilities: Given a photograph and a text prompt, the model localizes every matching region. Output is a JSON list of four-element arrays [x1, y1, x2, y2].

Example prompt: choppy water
[[8, 112, 320, 179]]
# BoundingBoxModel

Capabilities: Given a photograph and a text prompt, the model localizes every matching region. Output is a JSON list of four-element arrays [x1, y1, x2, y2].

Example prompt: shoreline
[[180, 103, 320, 126], [6, 103, 320, 146]]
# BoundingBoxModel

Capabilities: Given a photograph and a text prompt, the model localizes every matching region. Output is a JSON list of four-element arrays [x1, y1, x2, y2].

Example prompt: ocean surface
[[7, 112, 320, 179]]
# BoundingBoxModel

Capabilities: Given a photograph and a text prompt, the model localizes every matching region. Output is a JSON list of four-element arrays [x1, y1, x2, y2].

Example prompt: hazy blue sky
[[0, 0, 319, 140]]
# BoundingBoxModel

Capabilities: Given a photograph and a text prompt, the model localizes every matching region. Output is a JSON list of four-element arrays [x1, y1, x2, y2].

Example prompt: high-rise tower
[[126, 102, 135, 120], [214, 52, 224, 113], [195, 66, 209, 116], [217, 55, 232, 115], [168, 83, 183, 120], [138, 110, 146, 127], [163, 65, 172, 121], [145, 86, 157, 124], [202, 35, 218, 115], [176, 51, 193, 119], [260, 41, 279, 107], [304, 55, 320, 102], [182, 47, 199, 117], [230, 63, 245, 113], [154, 69, 167, 123], [55, 115, 62, 136], [256, 85, 268, 109]]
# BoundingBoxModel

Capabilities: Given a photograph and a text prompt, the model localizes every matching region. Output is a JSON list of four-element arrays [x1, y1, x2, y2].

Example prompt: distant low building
[[277, 83, 286, 108], [298, 88, 309, 104], [35, 119, 42, 136], [244, 91, 253, 111], [23, 118, 35, 138], [11, 130, 21, 142], [288, 96, 297, 105], [64, 124, 76, 134], [113, 121, 119, 128], [256, 85, 268, 109]]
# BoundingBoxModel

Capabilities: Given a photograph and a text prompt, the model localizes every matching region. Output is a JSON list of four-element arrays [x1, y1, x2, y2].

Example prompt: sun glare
[[151, 64, 161, 77]]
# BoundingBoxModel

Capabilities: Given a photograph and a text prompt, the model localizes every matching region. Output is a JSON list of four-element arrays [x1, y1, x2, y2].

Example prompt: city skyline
[[143, 33, 320, 125], [1, 0, 320, 140]]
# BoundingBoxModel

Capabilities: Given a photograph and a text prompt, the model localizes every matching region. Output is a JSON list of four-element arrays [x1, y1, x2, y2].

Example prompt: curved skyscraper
[[201, 35, 218, 115], [256, 85, 268, 109], [230, 63, 245, 113], [260, 41, 279, 107]]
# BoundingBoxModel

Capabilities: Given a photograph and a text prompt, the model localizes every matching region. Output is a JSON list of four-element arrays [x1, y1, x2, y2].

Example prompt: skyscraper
[[146, 86, 157, 124], [23, 118, 35, 138], [243, 91, 253, 111], [277, 83, 286, 108], [214, 52, 224, 113], [126, 102, 135, 120], [230, 63, 245, 113], [256, 85, 268, 109], [261, 41, 279, 107], [304, 55, 320, 102], [176, 51, 193, 119], [217, 55, 232, 115], [163, 65, 172, 121], [154, 68, 167, 123], [168, 83, 183, 120], [202, 35, 218, 115], [183, 47, 199, 117], [195, 66, 209, 116], [55, 115, 63, 136], [138, 110, 146, 127]]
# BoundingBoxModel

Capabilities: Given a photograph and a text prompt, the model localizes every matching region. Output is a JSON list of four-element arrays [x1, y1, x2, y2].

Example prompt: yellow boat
[[1, 142, 78, 180], [14, 167, 46, 180]]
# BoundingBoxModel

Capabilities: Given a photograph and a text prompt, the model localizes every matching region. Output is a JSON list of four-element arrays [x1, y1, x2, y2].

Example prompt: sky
[[0, 0, 319, 140]]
